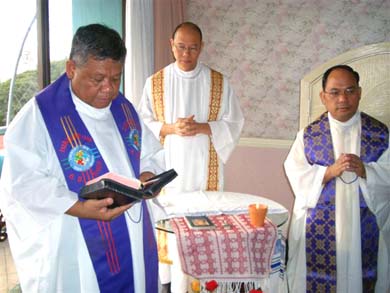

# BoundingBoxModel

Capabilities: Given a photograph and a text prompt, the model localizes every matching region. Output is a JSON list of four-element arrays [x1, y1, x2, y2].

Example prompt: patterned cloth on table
[[170, 214, 278, 292]]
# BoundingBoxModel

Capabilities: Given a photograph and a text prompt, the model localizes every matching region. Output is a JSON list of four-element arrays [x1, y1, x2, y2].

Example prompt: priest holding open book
[[0, 24, 165, 292]]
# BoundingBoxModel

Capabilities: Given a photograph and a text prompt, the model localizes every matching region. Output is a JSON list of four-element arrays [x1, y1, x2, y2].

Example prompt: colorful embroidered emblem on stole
[[303, 112, 388, 292], [150, 67, 224, 191], [36, 74, 158, 293]]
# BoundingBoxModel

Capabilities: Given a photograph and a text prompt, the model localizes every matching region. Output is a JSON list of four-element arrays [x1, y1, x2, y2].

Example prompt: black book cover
[[79, 169, 177, 208]]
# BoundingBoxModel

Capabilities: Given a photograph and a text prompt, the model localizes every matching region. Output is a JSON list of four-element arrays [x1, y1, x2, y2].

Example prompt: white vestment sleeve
[[359, 138, 390, 231], [138, 78, 164, 139], [359, 139, 390, 292], [209, 77, 244, 164], [0, 98, 77, 241], [139, 118, 165, 175], [284, 129, 327, 211]]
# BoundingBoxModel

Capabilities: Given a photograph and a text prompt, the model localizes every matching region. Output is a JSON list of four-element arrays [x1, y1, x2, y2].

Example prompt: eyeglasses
[[324, 87, 359, 99], [173, 44, 200, 54]]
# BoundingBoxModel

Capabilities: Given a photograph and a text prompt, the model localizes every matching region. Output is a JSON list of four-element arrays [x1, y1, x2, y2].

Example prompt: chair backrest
[[300, 42, 390, 129]]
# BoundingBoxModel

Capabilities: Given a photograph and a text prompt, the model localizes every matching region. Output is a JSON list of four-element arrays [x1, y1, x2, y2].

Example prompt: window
[[0, 0, 72, 133], [49, 0, 72, 81]]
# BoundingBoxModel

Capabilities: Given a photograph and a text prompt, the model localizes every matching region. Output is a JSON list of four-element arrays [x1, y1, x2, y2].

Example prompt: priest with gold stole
[[139, 22, 244, 194], [138, 22, 244, 292]]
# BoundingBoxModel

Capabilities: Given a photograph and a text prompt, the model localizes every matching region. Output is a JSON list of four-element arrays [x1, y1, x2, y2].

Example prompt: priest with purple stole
[[0, 24, 164, 292], [284, 65, 390, 293]]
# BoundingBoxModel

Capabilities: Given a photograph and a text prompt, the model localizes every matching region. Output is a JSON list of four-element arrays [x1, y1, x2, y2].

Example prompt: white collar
[[173, 61, 202, 78], [328, 111, 360, 129], [69, 82, 112, 120]]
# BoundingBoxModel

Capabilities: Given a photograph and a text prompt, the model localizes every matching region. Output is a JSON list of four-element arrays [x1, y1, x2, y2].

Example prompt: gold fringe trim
[[157, 229, 173, 265]]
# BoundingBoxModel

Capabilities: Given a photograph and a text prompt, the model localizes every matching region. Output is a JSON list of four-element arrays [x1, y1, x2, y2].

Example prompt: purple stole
[[303, 112, 389, 292], [36, 74, 158, 293]]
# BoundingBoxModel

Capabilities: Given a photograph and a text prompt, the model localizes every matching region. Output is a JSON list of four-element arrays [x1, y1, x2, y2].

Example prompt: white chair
[[300, 42, 390, 128]]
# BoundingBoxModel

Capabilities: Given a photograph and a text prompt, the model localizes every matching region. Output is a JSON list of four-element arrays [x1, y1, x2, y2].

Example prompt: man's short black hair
[[69, 23, 127, 66], [322, 65, 360, 90], [172, 22, 203, 42]]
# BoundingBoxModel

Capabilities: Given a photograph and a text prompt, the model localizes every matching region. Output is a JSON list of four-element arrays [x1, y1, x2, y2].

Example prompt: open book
[[79, 169, 177, 208]]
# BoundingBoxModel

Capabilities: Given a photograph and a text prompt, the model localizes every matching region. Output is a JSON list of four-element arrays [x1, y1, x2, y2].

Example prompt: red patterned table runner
[[170, 214, 277, 282]]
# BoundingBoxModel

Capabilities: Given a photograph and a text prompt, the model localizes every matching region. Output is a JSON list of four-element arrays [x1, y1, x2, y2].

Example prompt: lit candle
[[249, 203, 268, 227]]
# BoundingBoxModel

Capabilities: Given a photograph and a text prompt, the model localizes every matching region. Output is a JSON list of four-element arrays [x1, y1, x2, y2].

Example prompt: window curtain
[[124, 0, 154, 106], [124, 0, 185, 106], [154, 0, 186, 72]]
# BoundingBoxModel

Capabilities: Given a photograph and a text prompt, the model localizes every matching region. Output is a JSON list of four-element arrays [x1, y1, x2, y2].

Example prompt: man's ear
[[199, 41, 204, 54], [357, 86, 362, 101], [319, 91, 326, 105], [65, 60, 76, 79], [169, 38, 176, 60]]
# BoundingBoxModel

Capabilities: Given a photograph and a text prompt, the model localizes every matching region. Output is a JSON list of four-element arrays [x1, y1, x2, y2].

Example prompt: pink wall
[[225, 145, 295, 214]]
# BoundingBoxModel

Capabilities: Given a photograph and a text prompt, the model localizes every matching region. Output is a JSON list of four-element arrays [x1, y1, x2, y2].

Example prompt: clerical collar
[[69, 82, 112, 120], [173, 61, 202, 78], [328, 111, 360, 129]]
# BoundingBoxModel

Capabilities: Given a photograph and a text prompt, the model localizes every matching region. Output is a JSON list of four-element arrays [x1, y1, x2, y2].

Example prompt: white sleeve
[[284, 129, 327, 210], [359, 137, 390, 231], [139, 117, 165, 175], [0, 98, 76, 240], [138, 77, 164, 140], [208, 78, 244, 164], [359, 137, 390, 291]]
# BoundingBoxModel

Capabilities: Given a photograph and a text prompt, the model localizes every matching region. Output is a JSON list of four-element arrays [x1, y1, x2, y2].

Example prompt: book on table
[[185, 215, 215, 229], [79, 169, 177, 208]]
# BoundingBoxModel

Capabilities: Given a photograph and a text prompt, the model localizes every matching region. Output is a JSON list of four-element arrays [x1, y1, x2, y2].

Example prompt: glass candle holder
[[248, 203, 268, 227]]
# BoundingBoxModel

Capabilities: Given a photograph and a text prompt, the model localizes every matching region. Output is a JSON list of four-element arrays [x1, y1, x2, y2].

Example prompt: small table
[[153, 191, 289, 293], [156, 212, 288, 234]]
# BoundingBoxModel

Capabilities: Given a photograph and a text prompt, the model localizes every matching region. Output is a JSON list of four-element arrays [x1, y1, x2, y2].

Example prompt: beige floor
[[0, 239, 20, 293]]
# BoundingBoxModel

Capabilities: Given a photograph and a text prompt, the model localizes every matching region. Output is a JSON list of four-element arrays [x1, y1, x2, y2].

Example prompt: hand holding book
[[79, 169, 177, 208]]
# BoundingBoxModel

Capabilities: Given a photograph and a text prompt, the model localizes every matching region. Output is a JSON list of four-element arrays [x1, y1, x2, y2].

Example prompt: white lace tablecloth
[[155, 191, 288, 219]]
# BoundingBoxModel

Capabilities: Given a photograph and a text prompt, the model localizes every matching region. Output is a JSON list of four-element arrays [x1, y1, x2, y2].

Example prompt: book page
[[85, 172, 141, 189]]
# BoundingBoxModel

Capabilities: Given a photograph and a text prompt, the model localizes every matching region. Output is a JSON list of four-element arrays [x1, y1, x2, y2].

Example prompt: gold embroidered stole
[[151, 69, 165, 144], [151, 67, 224, 191], [206, 69, 223, 191]]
